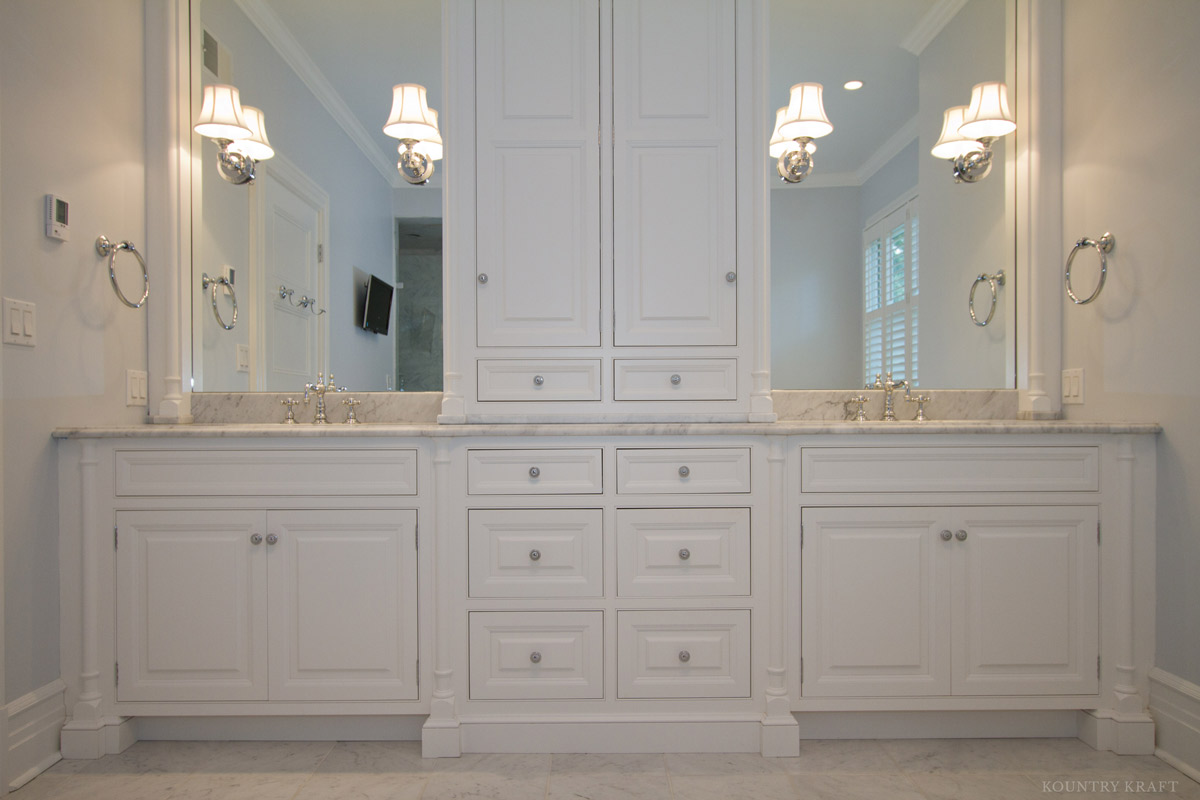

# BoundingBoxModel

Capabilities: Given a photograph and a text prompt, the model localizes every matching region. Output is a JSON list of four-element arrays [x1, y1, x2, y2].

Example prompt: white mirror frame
[[143, 0, 1063, 423]]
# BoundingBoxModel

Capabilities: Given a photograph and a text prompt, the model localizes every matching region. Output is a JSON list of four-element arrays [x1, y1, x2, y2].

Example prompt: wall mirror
[[188, 0, 1015, 395]]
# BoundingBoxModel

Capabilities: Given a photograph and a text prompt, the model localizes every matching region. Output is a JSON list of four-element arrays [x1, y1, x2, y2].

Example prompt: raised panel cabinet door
[[612, 0, 737, 346], [950, 506, 1099, 696], [115, 509, 268, 702], [475, 0, 601, 347], [801, 507, 951, 697], [267, 509, 419, 701]]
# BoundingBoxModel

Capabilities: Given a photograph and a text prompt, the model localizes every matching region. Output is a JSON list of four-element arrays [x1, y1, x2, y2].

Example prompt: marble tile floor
[[14, 738, 1199, 800]]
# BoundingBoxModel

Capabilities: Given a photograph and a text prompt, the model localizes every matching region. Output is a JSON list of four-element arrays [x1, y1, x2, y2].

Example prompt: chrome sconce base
[[398, 140, 434, 185], [214, 140, 257, 185], [777, 138, 816, 184], [950, 137, 998, 184]]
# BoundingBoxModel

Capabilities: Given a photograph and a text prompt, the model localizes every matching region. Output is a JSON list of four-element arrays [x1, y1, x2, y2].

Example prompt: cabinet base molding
[[794, 710, 1080, 741], [454, 717, 766, 755], [133, 715, 425, 744], [1077, 709, 1156, 755], [1149, 668, 1200, 782], [6, 679, 66, 790], [60, 715, 134, 760]]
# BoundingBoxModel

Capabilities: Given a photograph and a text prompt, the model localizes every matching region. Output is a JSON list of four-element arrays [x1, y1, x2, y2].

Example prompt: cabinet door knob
[[678, 548, 691, 561], [678, 465, 690, 478], [477, 273, 489, 284], [250, 532, 263, 545], [529, 651, 542, 664], [940, 530, 953, 541], [533, 375, 545, 386], [670, 374, 682, 385], [529, 466, 540, 479], [266, 533, 279, 545], [678, 650, 691, 663], [955, 529, 968, 542], [529, 549, 541, 561], [726, 271, 737, 283]]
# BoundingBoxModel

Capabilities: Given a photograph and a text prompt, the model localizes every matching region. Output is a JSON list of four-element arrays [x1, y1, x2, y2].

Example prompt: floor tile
[[548, 770, 673, 799], [293, 771, 429, 800], [790, 773, 925, 800], [551, 752, 668, 774], [912, 772, 1049, 800], [671, 773, 797, 800], [665, 751, 784, 776], [420, 773, 551, 799], [775, 739, 898, 774]]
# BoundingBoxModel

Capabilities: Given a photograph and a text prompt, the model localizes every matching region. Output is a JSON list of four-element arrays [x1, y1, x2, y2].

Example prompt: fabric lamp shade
[[958, 81, 1015, 139], [778, 83, 833, 140], [227, 106, 274, 160], [769, 107, 816, 158], [411, 109, 443, 161], [384, 83, 439, 141], [931, 106, 978, 159], [194, 84, 251, 140]]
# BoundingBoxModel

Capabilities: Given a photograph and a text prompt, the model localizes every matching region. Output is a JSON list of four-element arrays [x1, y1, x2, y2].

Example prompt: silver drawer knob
[[678, 548, 690, 561], [530, 651, 542, 664], [529, 466, 540, 479], [533, 375, 545, 386], [266, 533, 279, 545], [670, 374, 682, 385], [529, 549, 541, 561], [726, 271, 737, 283], [250, 532, 263, 545], [678, 650, 691, 663], [955, 529, 968, 542], [678, 466, 690, 478], [940, 530, 953, 542], [477, 273, 489, 284]]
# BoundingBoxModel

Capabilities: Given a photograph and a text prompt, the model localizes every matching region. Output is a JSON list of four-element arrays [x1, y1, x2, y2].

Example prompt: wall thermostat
[[44, 194, 70, 241]]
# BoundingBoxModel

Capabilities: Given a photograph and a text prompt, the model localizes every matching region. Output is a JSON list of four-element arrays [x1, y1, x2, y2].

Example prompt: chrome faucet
[[303, 372, 347, 424], [868, 372, 909, 421]]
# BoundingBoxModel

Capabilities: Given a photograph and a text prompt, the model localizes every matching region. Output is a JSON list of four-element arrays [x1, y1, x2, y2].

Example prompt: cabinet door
[[116, 510, 268, 701], [475, 0, 601, 347], [267, 509, 419, 701], [801, 507, 951, 697], [612, 0, 737, 346], [951, 507, 1099, 695]]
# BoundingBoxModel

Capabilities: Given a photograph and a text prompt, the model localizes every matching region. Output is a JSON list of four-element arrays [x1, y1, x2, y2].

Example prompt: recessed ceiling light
[[844, 80, 864, 91]]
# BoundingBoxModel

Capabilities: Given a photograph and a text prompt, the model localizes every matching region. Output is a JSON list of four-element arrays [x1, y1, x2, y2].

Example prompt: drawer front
[[115, 449, 418, 497], [477, 359, 602, 402], [616, 448, 750, 494], [469, 611, 603, 700], [467, 449, 603, 495], [613, 359, 737, 401], [800, 446, 1100, 493], [617, 609, 750, 698], [468, 509, 603, 598], [617, 508, 749, 597]]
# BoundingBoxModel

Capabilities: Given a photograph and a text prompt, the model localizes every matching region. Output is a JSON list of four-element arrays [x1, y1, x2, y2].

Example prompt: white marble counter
[[53, 420, 1161, 439]]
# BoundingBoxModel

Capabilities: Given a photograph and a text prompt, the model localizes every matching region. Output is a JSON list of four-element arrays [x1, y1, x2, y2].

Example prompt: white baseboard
[[134, 715, 425, 742], [794, 710, 1079, 740], [458, 719, 763, 754], [5, 680, 66, 791], [1150, 668, 1200, 783]]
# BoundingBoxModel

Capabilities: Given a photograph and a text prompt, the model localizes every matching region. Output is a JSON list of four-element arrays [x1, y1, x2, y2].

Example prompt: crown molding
[[901, 0, 969, 56]]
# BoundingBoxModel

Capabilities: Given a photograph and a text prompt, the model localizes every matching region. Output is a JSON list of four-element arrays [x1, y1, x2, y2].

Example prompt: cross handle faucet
[[303, 372, 348, 424], [868, 372, 910, 421]]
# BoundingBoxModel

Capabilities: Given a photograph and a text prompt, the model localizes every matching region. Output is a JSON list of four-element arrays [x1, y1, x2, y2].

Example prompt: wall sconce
[[193, 84, 274, 186], [768, 106, 817, 161], [774, 83, 833, 184], [931, 81, 1015, 183], [383, 84, 443, 185]]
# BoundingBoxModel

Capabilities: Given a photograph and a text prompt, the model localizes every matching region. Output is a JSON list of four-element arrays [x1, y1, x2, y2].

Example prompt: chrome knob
[[529, 549, 541, 561], [250, 532, 264, 545], [726, 271, 737, 283], [955, 529, 968, 542], [940, 530, 953, 542], [266, 533, 279, 545], [529, 651, 542, 664], [477, 273, 489, 284], [533, 375, 545, 386], [529, 466, 540, 479], [678, 548, 690, 561], [670, 374, 682, 385], [678, 650, 691, 663], [678, 466, 690, 478]]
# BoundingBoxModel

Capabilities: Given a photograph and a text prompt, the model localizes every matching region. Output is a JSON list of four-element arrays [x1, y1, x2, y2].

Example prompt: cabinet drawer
[[468, 509, 603, 598], [467, 449, 603, 495], [114, 449, 418, 497], [616, 448, 750, 494], [617, 610, 750, 698], [616, 508, 749, 597], [800, 446, 1100, 493], [469, 611, 603, 700], [613, 359, 737, 401], [477, 359, 602, 402]]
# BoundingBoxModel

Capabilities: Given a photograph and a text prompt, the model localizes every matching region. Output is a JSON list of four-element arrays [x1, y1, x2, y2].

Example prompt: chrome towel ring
[[95, 236, 148, 309], [968, 270, 1006, 327], [201, 273, 238, 330], [1065, 232, 1115, 305]]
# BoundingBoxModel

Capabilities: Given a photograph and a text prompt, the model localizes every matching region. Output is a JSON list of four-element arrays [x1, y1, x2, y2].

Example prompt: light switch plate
[[236, 344, 250, 372], [3, 297, 36, 347], [1062, 368, 1084, 404], [126, 370, 148, 406]]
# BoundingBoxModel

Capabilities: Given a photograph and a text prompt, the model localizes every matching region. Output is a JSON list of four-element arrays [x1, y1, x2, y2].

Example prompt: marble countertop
[[53, 420, 1162, 439]]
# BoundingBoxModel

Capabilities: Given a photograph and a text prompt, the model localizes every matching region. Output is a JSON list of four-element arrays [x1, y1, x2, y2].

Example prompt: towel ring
[[95, 236, 148, 309], [968, 270, 1006, 327], [201, 273, 238, 330], [1065, 232, 1115, 305]]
